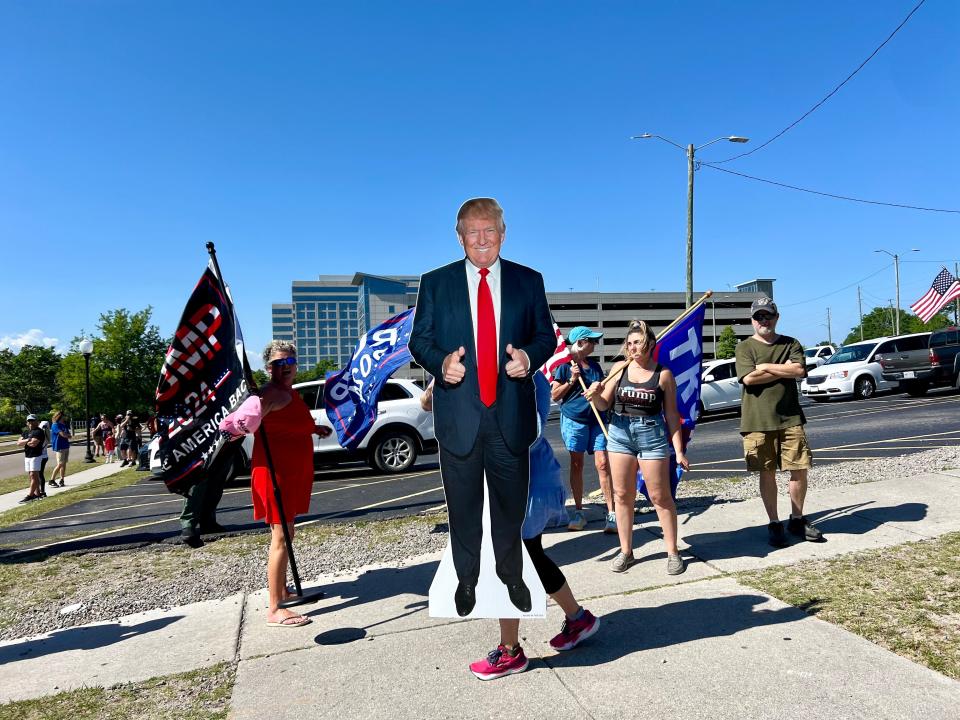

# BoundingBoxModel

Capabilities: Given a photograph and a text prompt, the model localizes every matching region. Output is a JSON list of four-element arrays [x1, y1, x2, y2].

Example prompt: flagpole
[[205, 242, 322, 609], [601, 290, 714, 388]]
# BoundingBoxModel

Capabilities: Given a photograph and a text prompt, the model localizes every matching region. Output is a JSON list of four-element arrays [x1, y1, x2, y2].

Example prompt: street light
[[79, 338, 94, 463], [874, 248, 920, 336], [632, 133, 749, 308]]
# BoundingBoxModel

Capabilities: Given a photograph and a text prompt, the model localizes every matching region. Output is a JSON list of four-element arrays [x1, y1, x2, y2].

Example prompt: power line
[[708, 0, 927, 164], [780, 264, 892, 307], [700, 162, 960, 214]]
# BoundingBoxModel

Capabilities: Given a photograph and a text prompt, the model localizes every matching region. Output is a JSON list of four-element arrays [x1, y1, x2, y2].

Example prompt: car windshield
[[804, 349, 817, 357], [824, 344, 874, 365]]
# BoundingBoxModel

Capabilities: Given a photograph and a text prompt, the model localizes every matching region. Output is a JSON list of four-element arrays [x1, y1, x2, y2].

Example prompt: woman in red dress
[[252, 341, 331, 627]]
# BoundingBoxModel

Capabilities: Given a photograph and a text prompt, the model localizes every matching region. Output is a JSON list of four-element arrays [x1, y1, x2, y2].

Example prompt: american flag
[[538, 322, 571, 380], [911, 268, 960, 323]]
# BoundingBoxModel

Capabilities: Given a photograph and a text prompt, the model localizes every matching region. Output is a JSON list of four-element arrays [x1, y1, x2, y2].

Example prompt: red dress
[[250, 390, 316, 524]]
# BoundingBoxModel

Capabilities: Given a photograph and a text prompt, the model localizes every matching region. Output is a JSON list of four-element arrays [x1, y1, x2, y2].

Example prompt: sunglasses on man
[[752, 313, 776, 323], [269, 357, 298, 368]]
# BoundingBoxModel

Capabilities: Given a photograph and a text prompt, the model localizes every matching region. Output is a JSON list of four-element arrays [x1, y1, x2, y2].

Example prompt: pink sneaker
[[549, 609, 600, 651], [469, 645, 529, 681]]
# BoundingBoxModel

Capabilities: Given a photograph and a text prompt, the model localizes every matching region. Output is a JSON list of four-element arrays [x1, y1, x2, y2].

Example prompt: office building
[[272, 274, 418, 370], [273, 273, 774, 373]]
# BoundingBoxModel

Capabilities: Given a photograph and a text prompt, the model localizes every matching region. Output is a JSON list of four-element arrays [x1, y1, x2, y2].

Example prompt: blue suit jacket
[[409, 258, 556, 456]]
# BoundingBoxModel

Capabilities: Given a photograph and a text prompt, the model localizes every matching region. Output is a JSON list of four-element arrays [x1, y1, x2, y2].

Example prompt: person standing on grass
[[550, 326, 615, 533], [17, 414, 45, 502], [734, 297, 825, 548], [49, 411, 71, 487]]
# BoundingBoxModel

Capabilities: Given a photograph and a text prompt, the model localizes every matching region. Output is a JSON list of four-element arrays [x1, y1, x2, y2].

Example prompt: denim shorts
[[560, 414, 607, 454], [607, 412, 669, 459]]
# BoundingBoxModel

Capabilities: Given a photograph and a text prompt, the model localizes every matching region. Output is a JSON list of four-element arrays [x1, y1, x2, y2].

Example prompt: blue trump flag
[[637, 303, 706, 501], [323, 308, 416, 449]]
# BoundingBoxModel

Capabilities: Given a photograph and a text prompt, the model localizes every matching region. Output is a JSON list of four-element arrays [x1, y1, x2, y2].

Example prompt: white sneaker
[[567, 510, 587, 531], [603, 511, 617, 534]]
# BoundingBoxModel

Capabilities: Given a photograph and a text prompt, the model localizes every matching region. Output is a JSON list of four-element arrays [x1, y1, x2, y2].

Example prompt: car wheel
[[854, 376, 875, 400], [905, 381, 929, 397], [372, 432, 417, 473]]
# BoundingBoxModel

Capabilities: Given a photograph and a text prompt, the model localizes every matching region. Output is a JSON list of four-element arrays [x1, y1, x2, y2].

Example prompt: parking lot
[[2, 385, 958, 556]]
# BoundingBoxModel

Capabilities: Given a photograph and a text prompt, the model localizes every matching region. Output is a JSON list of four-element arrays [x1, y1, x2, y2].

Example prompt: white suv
[[804, 345, 835, 370], [698, 358, 741, 415], [150, 377, 436, 478], [801, 338, 897, 401], [294, 377, 437, 473]]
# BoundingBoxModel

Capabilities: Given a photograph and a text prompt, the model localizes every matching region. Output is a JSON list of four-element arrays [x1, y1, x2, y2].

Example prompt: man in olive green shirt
[[735, 297, 824, 548]]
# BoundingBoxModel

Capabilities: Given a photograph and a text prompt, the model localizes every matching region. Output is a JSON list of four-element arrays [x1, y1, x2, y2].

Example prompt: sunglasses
[[752, 313, 775, 323], [269, 357, 298, 368]]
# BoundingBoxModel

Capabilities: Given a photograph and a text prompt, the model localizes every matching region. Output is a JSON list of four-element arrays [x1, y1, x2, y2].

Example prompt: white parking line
[[296, 485, 446, 527]]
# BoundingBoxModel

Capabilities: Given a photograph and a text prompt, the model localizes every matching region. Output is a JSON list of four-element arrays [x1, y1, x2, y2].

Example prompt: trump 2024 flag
[[324, 308, 415, 449]]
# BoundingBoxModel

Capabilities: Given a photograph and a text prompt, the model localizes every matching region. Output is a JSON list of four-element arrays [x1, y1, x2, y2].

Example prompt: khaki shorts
[[742, 425, 812, 472], [55, 449, 70, 465]]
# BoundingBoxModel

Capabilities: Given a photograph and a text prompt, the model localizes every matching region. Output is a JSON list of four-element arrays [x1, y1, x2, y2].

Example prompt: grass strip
[[0, 457, 119, 496], [0, 467, 143, 531], [0, 662, 235, 720], [738, 531, 960, 679]]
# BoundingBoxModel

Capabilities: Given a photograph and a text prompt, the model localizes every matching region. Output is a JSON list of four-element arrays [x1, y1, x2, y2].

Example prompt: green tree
[[843, 306, 952, 346], [714, 326, 738, 359], [58, 308, 168, 417], [0, 345, 62, 414], [294, 359, 339, 384], [0, 397, 27, 433]]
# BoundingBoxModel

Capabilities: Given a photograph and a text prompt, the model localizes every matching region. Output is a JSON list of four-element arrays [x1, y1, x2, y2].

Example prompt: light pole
[[874, 248, 919, 335], [79, 338, 94, 463], [633, 133, 749, 307]]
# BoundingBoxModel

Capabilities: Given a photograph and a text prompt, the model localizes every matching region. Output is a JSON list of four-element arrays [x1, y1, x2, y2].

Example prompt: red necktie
[[477, 268, 497, 407]]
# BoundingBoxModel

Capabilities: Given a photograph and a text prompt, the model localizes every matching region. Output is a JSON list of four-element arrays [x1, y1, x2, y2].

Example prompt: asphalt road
[[3, 387, 959, 556]]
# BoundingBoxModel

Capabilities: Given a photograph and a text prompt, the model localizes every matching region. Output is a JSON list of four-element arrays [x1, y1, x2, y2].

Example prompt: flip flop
[[266, 614, 312, 628]]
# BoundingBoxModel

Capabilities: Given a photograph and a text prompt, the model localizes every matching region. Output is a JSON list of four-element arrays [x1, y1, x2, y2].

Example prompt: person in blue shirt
[[49, 411, 72, 487], [550, 327, 615, 532]]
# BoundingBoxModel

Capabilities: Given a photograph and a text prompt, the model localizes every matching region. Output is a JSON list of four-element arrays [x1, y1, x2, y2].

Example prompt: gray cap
[[26, 414, 37, 421], [750, 297, 778, 316]]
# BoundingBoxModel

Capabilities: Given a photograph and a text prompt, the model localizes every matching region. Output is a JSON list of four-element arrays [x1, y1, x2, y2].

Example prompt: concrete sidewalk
[[0, 461, 129, 514], [2, 470, 959, 717]]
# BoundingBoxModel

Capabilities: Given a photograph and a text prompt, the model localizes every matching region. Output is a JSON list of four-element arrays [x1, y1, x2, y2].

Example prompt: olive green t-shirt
[[735, 335, 806, 432]]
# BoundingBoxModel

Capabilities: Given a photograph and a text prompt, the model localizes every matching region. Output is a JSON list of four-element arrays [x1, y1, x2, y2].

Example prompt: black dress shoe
[[454, 581, 477, 617], [506, 581, 532, 613], [199, 522, 228, 535], [180, 528, 204, 549]]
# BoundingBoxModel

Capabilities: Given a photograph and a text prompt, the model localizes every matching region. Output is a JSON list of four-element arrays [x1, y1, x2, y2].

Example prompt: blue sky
[[2, 1, 958, 365]]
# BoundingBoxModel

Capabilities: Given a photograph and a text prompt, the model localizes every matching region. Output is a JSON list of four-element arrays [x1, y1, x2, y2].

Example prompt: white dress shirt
[[464, 257, 501, 359]]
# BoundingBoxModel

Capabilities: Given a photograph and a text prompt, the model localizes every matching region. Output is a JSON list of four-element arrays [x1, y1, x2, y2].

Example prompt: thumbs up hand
[[504, 343, 530, 378], [443, 346, 467, 384]]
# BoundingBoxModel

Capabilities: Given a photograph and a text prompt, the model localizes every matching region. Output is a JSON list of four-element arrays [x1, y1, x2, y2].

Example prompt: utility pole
[[955, 262, 959, 326], [686, 143, 695, 308], [894, 255, 901, 335], [633, 133, 749, 309], [888, 300, 895, 335], [875, 248, 919, 336], [711, 299, 717, 358], [826, 307, 832, 346], [857, 286, 864, 341]]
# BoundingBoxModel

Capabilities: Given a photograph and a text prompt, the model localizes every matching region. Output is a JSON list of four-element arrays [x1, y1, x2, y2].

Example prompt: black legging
[[39, 457, 48, 494], [522, 534, 566, 595]]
